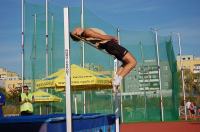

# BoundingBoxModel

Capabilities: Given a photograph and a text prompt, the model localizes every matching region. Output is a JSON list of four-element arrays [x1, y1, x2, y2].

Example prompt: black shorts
[[99, 39, 128, 61]]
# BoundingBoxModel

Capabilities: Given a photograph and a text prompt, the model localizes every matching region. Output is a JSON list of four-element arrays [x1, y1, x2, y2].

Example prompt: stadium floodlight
[[151, 28, 164, 122]]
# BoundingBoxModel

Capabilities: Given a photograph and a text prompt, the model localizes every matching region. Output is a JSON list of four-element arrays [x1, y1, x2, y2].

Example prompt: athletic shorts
[[99, 39, 128, 61]]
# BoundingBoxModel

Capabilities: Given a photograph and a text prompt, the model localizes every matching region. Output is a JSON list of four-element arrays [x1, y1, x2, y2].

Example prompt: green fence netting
[[23, 0, 179, 123]]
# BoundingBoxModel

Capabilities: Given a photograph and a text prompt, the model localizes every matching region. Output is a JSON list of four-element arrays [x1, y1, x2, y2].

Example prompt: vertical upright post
[[81, 0, 84, 67], [117, 28, 124, 123], [114, 91, 120, 132], [83, 91, 86, 113], [50, 15, 54, 74], [113, 28, 120, 132], [152, 28, 164, 121], [21, 0, 24, 92], [64, 7, 72, 132], [45, 0, 49, 77], [74, 94, 77, 114], [177, 33, 187, 120], [49, 15, 54, 113], [45, 0, 49, 114], [32, 13, 37, 91], [81, 0, 86, 114], [140, 42, 147, 119]]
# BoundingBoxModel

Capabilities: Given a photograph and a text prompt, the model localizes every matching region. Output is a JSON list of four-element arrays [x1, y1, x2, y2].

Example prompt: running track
[[120, 121, 200, 132]]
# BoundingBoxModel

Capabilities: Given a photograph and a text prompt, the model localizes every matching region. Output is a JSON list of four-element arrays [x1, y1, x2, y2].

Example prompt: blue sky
[[0, 0, 200, 74]]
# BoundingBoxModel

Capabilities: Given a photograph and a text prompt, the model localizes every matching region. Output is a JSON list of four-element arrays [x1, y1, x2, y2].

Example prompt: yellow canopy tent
[[33, 90, 62, 103], [36, 64, 112, 91]]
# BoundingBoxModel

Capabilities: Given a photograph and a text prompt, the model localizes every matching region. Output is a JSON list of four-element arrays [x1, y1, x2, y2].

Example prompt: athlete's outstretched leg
[[119, 52, 137, 77], [112, 52, 137, 90]]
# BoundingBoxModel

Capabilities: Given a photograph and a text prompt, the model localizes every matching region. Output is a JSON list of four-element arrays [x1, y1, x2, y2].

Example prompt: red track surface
[[120, 121, 200, 132]]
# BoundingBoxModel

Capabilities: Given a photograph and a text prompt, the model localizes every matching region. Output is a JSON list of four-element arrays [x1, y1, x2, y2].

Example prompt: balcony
[[139, 78, 159, 83], [138, 70, 158, 75]]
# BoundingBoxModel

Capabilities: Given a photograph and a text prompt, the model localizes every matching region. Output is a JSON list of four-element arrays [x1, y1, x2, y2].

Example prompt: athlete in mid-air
[[70, 27, 137, 92]]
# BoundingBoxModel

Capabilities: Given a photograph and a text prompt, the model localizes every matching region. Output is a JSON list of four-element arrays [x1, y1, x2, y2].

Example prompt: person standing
[[0, 92, 6, 117], [189, 102, 195, 118], [19, 86, 35, 116], [186, 99, 192, 118]]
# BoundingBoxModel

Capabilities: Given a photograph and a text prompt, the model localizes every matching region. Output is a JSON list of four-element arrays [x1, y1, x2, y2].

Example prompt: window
[[152, 74, 158, 79], [152, 82, 159, 87], [163, 66, 168, 71], [164, 82, 169, 87], [164, 75, 168, 79]]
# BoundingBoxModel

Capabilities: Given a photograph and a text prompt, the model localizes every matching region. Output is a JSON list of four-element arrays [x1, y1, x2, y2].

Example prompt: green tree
[[178, 69, 200, 96], [0, 87, 6, 94], [193, 73, 200, 94], [183, 69, 195, 95]]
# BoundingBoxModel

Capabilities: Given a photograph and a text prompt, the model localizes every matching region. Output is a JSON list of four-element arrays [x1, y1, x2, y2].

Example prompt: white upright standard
[[114, 57, 120, 132], [64, 7, 72, 132], [113, 28, 120, 132], [81, 0, 86, 114]]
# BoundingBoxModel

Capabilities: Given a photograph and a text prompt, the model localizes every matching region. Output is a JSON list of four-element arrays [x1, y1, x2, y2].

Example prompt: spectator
[[189, 102, 195, 118], [186, 99, 191, 118], [19, 86, 34, 116], [0, 92, 5, 117]]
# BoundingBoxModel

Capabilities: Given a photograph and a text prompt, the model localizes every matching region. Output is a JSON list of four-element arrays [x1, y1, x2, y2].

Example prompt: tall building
[[177, 55, 200, 73]]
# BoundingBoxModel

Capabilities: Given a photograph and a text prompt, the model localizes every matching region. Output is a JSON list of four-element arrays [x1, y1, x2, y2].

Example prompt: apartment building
[[124, 59, 172, 93], [0, 67, 22, 93], [177, 55, 200, 73], [0, 68, 7, 80], [0, 68, 21, 80]]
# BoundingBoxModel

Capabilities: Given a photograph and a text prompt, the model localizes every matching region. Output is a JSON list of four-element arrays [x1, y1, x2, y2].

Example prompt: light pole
[[173, 32, 187, 120], [45, 0, 49, 78], [151, 28, 164, 122], [21, 0, 24, 92]]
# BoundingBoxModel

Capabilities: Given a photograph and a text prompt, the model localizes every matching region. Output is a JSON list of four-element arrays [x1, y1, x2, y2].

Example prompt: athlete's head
[[70, 27, 84, 41], [70, 32, 80, 41]]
